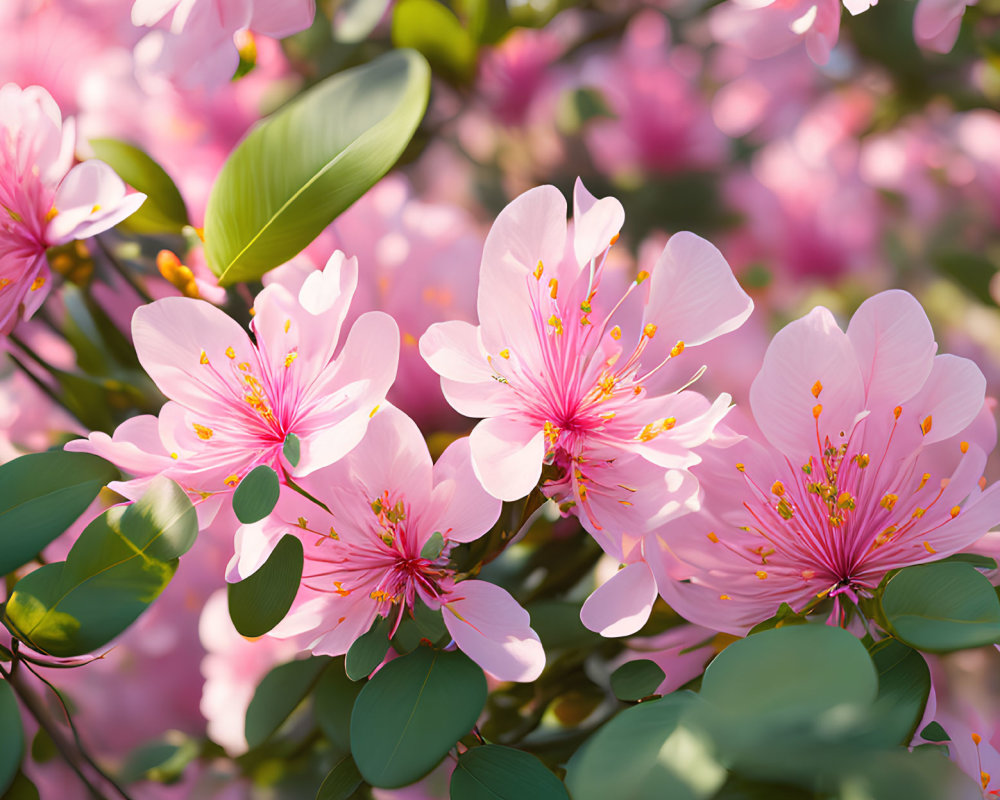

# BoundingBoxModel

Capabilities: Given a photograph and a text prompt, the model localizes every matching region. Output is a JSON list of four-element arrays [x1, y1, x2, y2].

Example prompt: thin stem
[[92, 235, 155, 305], [4, 347, 86, 427]]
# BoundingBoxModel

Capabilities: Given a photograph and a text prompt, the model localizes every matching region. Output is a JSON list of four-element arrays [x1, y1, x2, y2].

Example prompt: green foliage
[[451, 745, 569, 800], [3, 477, 196, 657], [868, 638, 931, 745], [345, 616, 392, 681], [119, 736, 201, 784], [0, 450, 118, 576], [313, 660, 362, 753], [331, 0, 393, 44], [204, 49, 430, 285], [392, 0, 477, 83], [88, 139, 189, 234], [316, 756, 363, 800], [283, 434, 301, 469], [610, 659, 666, 702], [0, 680, 25, 794], [0, 771, 38, 800], [350, 647, 487, 788], [232, 465, 281, 524], [227, 533, 304, 638], [880, 562, 1000, 652], [245, 656, 333, 748], [419, 531, 445, 560]]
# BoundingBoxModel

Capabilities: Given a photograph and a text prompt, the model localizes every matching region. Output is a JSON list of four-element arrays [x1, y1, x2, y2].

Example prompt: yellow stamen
[[960, 441, 969, 454], [636, 269, 649, 284], [771, 481, 785, 496], [369, 405, 380, 418], [548, 314, 564, 335], [284, 351, 297, 367], [199, 351, 209, 365], [44, 206, 58, 222], [707, 532, 719, 543], [950, 506, 960, 518], [837, 491, 856, 510], [643, 323, 658, 338], [893, 406, 902, 420], [224, 474, 240, 487], [918, 472, 930, 490], [912, 507, 926, 518], [499, 348, 510, 359], [973, 733, 983, 745], [193, 423, 213, 440], [755, 570, 768, 580], [610, 233, 620, 246], [533, 260, 543, 280], [811, 380, 823, 398], [719, 594, 731, 600], [736, 463, 745, 472], [856, 453, 870, 468], [880, 494, 898, 510], [610, 326, 621, 340], [225, 346, 235, 359], [920, 415, 933, 435], [801, 569, 816, 580], [284, 319, 291, 333], [670, 340, 685, 357], [29, 276, 46, 291], [170, 452, 178, 460], [982, 772, 990, 791], [548, 278, 558, 299], [297, 517, 309, 529], [813, 404, 823, 419]]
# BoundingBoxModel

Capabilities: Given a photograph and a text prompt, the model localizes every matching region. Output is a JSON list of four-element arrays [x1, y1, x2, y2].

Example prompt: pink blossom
[[709, 0, 843, 65], [0, 83, 145, 334], [132, 0, 315, 90], [66, 251, 398, 521], [231, 405, 545, 682], [650, 290, 1000, 634], [420, 179, 753, 540], [914, 0, 976, 54]]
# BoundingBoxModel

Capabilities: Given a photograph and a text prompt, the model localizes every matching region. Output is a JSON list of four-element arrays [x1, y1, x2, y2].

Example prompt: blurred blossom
[[652, 291, 1000, 634], [709, 0, 843, 65], [913, 0, 977, 53]]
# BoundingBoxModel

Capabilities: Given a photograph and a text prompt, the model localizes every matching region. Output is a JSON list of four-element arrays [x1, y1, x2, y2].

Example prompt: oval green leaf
[[89, 138, 189, 234], [610, 659, 666, 702], [881, 562, 1000, 652], [317, 756, 363, 800], [0, 680, 25, 794], [0, 451, 119, 576], [232, 465, 281, 524], [3, 478, 196, 656], [345, 616, 392, 681], [245, 656, 332, 748], [351, 647, 487, 788], [204, 48, 430, 285], [227, 533, 304, 638], [451, 745, 569, 800], [565, 693, 725, 800], [869, 638, 931, 745], [283, 433, 301, 468]]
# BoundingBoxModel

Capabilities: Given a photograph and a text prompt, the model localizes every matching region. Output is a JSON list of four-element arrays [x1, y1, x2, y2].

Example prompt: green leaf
[[938, 553, 997, 570], [527, 601, 602, 650], [119, 737, 200, 784], [420, 531, 444, 560], [1, 771, 38, 800], [747, 602, 808, 635], [392, 0, 477, 83], [245, 656, 332, 749], [227, 533, 303, 638], [920, 721, 950, 743], [610, 659, 666, 702], [0, 680, 25, 794], [565, 694, 725, 800], [314, 660, 362, 752], [390, 600, 448, 654], [283, 434, 301, 468], [0, 451, 119, 576], [868, 638, 930, 745], [834, 747, 983, 800], [232, 465, 281, 524], [451, 745, 569, 800], [204, 49, 430, 285], [345, 616, 392, 681], [3, 478, 196, 657], [351, 647, 487, 788], [881, 562, 1000, 652], [89, 138, 189, 234], [316, 756, 363, 800], [332, 0, 393, 43]]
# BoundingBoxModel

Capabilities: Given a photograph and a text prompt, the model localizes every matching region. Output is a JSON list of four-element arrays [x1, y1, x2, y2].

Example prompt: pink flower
[[710, 0, 843, 65], [914, 0, 977, 54], [231, 405, 545, 682], [650, 290, 1000, 634], [132, 0, 315, 90], [66, 251, 398, 521], [420, 179, 752, 541], [0, 83, 145, 334]]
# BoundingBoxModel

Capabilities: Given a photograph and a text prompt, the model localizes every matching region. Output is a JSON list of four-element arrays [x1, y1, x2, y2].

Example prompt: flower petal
[[469, 416, 545, 501], [580, 561, 657, 637]]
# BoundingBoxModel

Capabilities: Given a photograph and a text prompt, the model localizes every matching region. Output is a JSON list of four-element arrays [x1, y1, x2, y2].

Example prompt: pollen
[[755, 570, 768, 580], [533, 260, 543, 280], [893, 406, 903, 420], [193, 423, 214, 440], [918, 473, 930, 490], [499, 348, 510, 359], [707, 532, 719, 543], [736, 463, 746, 472], [923, 541, 937, 554], [982, 772, 990, 791], [950, 506, 961, 518], [610, 233, 620, 246], [29, 276, 46, 291], [662, 417, 676, 431], [284, 351, 297, 367], [880, 493, 898, 510], [91, 203, 102, 214], [771, 481, 786, 496], [170, 452, 178, 460], [643, 323, 658, 338], [636, 269, 649, 284], [813, 404, 823, 419], [837, 492, 856, 510], [973, 733, 983, 745], [811, 380, 823, 398], [920, 415, 933, 435], [670, 340, 685, 357], [581, 299, 592, 313], [199, 350, 210, 365], [548, 314, 564, 335], [777, 499, 794, 520], [369, 404, 380, 418], [960, 441, 969, 454], [981, 477, 989, 490], [44, 206, 58, 222], [284, 319, 291, 333], [912, 508, 926, 518], [224, 474, 240, 487], [856, 453, 870, 468], [719, 594, 731, 600], [225, 346, 235, 359], [548, 277, 558, 298], [297, 517, 309, 529], [610, 326, 622, 340], [0, 279, 9, 289]]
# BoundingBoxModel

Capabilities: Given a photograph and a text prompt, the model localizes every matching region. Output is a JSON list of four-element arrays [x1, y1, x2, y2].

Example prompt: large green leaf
[[345, 615, 392, 681], [313, 660, 362, 752], [565, 693, 725, 800], [881, 562, 1000, 652], [0, 680, 24, 794], [245, 656, 332, 748], [227, 533, 303, 638], [204, 49, 430, 285], [351, 647, 487, 788], [392, 0, 477, 83], [3, 478, 196, 656], [0, 451, 119, 576], [89, 138, 189, 234], [451, 745, 569, 800], [868, 638, 930, 745], [316, 756, 363, 800]]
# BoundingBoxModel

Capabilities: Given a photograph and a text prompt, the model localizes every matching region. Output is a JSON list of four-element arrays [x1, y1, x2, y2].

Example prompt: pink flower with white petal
[[650, 290, 1000, 635], [231, 405, 545, 682], [0, 83, 145, 334], [420, 179, 753, 542], [66, 250, 398, 522]]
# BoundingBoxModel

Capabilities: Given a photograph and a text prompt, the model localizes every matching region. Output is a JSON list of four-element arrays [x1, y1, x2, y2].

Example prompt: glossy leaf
[[317, 756, 363, 800], [0, 451, 119, 576], [89, 138, 189, 234], [420, 531, 444, 560], [283, 433, 301, 468], [232, 465, 281, 524], [345, 616, 392, 681], [869, 638, 931, 745], [451, 745, 569, 800], [314, 660, 362, 752], [3, 478, 196, 657], [881, 562, 1000, 652], [565, 693, 725, 800], [332, 0, 392, 43], [227, 533, 304, 638], [610, 659, 666, 702], [392, 0, 477, 83], [351, 647, 487, 788], [0, 680, 24, 794], [204, 49, 430, 285], [245, 656, 332, 748]]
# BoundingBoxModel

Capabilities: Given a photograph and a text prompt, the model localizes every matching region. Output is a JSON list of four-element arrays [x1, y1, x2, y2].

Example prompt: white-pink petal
[[580, 561, 658, 638], [905, 354, 986, 445], [469, 416, 545, 502], [571, 177, 625, 268], [427, 436, 502, 543]]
